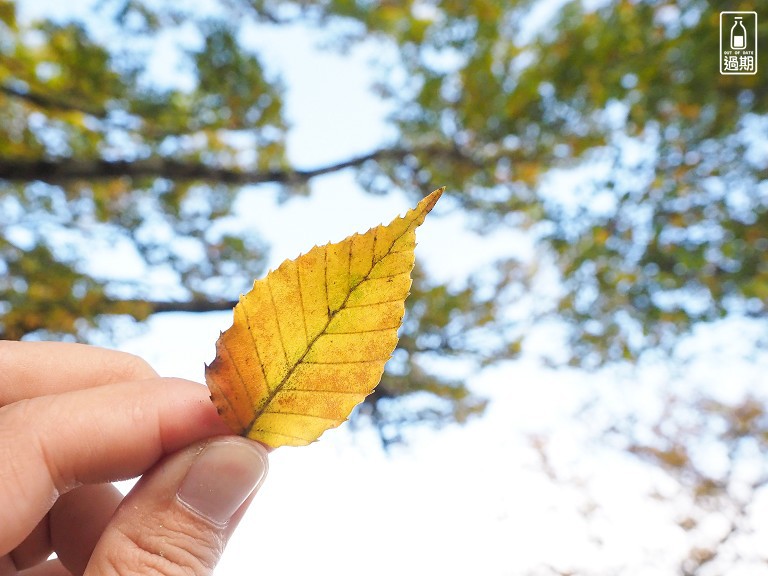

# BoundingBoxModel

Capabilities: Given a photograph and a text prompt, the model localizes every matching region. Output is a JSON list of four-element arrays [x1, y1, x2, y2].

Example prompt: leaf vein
[[295, 259, 308, 346], [356, 270, 409, 282], [288, 388, 368, 396], [266, 275, 289, 366], [261, 409, 341, 423], [346, 236, 352, 292], [372, 227, 378, 269], [324, 245, 331, 318], [251, 428, 313, 442], [239, 297, 270, 395], [303, 357, 390, 365], [327, 326, 400, 335], [344, 298, 407, 308]]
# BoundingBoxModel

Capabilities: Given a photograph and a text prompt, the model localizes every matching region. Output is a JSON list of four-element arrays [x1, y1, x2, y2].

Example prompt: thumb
[[86, 437, 268, 576]]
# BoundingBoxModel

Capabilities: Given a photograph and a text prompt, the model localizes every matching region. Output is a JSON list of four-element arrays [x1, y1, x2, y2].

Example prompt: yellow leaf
[[205, 187, 443, 448]]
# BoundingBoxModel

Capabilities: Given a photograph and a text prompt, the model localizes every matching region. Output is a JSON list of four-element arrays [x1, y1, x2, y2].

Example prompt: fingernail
[[177, 438, 268, 526]]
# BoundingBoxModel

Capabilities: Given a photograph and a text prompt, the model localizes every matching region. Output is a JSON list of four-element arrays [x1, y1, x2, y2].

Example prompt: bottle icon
[[731, 17, 747, 49]]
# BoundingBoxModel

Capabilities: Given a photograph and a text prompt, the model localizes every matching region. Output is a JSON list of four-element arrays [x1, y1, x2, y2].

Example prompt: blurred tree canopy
[[1, 0, 767, 570], [1, 0, 766, 422], [1, 0, 766, 423]]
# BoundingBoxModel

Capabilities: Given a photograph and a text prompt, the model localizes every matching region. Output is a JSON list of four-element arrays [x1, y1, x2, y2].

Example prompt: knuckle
[[0, 397, 72, 493], [107, 352, 158, 382], [88, 510, 223, 576]]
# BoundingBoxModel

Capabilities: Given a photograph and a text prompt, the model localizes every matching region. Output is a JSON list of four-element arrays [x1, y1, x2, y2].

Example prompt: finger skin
[[50, 484, 124, 575], [0, 377, 230, 556], [10, 516, 53, 570], [11, 484, 123, 575], [16, 558, 71, 576], [0, 341, 159, 406], [85, 438, 267, 576]]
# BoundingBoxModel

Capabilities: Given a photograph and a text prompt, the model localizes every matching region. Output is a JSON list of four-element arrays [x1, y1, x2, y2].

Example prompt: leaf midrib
[[244, 213, 423, 437]]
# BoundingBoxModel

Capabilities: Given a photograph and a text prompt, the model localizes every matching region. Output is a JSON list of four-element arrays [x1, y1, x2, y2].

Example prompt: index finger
[[0, 341, 158, 405], [0, 376, 231, 556]]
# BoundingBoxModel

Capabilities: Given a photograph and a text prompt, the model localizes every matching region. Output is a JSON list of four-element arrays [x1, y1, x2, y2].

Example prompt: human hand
[[0, 341, 268, 576]]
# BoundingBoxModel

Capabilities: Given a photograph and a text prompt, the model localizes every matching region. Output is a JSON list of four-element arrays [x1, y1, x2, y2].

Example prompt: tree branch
[[0, 83, 108, 118], [0, 148, 414, 186], [0, 297, 240, 341], [148, 298, 238, 314], [0, 142, 478, 187]]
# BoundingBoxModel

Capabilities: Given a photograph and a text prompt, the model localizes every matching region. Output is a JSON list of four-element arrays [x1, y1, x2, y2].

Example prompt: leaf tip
[[427, 186, 445, 206], [410, 186, 444, 221]]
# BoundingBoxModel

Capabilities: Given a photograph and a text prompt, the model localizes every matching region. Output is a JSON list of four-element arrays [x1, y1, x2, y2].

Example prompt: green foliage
[[339, 0, 767, 365]]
